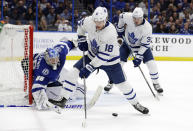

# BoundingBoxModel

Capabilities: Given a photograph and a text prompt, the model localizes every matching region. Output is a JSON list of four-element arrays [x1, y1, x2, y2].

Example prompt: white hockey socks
[[146, 60, 160, 84], [61, 68, 80, 100], [115, 81, 138, 105]]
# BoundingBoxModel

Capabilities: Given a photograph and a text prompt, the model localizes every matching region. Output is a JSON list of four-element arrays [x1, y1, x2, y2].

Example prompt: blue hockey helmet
[[45, 48, 59, 70]]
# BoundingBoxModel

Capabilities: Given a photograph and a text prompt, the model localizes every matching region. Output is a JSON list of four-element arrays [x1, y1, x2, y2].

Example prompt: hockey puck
[[112, 113, 118, 117]]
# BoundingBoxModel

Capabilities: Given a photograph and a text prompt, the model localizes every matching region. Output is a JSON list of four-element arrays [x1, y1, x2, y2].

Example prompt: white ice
[[0, 60, 193, 131]]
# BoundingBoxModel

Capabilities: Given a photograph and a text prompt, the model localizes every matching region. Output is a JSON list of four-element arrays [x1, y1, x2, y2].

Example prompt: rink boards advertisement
[[0, 32, 193, 61], [33, 32, 193, 61]]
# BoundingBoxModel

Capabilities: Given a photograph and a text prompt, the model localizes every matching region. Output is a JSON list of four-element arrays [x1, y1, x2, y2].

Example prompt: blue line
[[0, 105, 32, 108]]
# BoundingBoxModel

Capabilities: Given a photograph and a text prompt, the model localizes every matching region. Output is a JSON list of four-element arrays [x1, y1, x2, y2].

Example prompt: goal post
[[0, 24, 33, 106]]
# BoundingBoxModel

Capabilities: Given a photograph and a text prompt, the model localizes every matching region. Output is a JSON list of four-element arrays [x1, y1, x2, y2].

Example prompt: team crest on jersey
[[90, 39, 99, 55], [42, 68, 49, 75], [128, 32, 138, 44]]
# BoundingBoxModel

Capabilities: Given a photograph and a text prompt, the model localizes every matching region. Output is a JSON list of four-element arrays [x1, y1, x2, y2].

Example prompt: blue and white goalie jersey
[[117, 12, 152, 55], [32, 42, 74, 88], [77, 16, 120, 67]]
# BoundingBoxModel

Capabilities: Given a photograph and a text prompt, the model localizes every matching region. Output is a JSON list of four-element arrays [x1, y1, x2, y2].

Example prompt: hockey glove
[[79, 64, 95, 79], [78, 35, 88, 51], [132, 54, 143, 67]]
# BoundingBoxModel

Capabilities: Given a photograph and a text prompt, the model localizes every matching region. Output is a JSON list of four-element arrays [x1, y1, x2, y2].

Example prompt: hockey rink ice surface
[[0, 60, 193, 131]]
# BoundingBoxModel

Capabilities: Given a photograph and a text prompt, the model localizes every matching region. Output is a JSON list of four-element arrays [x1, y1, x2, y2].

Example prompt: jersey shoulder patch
[[42, 68, 50, 76]]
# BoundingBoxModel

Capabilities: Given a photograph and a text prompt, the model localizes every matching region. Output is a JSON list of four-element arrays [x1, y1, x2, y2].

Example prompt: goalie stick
[[0, 86, 103, 110]]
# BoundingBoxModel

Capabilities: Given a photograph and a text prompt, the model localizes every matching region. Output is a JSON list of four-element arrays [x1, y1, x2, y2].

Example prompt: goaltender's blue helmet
[[45, 48, 59, 70], [46, 48, 59, 58]]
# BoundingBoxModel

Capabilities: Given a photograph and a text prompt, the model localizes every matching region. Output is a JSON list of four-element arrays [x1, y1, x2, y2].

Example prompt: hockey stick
[[131, 52, 159, 100], [82, 50, 87, 127]]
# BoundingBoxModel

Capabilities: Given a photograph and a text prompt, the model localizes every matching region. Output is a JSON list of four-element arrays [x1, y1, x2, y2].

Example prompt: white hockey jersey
[[77, 16, 120, 67], [117, 12, 152, 55]]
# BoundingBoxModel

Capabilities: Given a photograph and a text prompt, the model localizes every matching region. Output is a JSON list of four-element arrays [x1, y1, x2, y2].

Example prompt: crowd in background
[[0, 0, 193, 34]]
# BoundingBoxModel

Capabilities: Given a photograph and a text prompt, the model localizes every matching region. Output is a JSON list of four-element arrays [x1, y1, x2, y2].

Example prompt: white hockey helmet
[[132, 7, 144, 18], [92, 6, 108, 22]]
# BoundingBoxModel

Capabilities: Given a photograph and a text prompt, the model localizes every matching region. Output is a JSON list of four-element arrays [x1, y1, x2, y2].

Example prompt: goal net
[[0, 24, 33, 107]]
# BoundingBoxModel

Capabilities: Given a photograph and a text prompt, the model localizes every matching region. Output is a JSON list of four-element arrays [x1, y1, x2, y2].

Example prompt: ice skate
[[48, 97, 67, 108], [133, 102, 149, 114], [104, 81, 113, 93], [153, 84, 163, 94]]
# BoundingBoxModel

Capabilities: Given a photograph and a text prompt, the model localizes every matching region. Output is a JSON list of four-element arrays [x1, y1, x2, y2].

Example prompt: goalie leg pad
[[32, 87, 54, 110]]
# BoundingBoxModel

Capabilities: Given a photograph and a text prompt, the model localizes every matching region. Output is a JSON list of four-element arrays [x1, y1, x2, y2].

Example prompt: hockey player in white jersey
[[104, 7, 163, 94], [61, 7, 149, 114]]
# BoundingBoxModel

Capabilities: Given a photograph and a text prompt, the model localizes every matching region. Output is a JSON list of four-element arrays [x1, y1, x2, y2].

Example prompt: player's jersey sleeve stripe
[[96, 54, 108, 61], [59, 41, 72, 53], [96, 54, 120, 62], [108, 56, 120, 62], [64, 87, 73, 92], [116, 26, 125, 32], [88, 50, 95, 58], [141, 43, 150, 46], [64, 80, 76, 86], [141, 43, 150, 48], [130, 46, 140, 48], [98, 51, 110, 56]]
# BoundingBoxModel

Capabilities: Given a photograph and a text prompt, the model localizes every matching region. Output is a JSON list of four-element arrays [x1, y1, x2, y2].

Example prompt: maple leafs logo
[[90, 39, 99, 55], [128, 32, 138, 44]]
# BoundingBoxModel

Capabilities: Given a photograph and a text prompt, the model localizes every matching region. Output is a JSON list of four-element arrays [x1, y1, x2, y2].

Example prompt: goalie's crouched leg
[[46, 81, 84, 107], [46, 81, 68, 108], [32, 85, 58, 110]]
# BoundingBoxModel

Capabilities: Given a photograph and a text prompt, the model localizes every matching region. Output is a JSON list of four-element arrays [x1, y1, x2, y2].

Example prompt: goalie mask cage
[[0, 24, 33, 106]]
